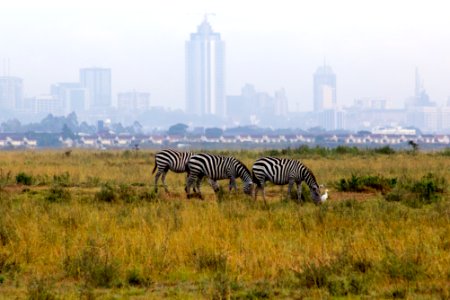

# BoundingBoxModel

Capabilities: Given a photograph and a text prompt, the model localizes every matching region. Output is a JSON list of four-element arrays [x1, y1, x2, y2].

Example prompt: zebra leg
[[297, 182, 303, 203], [208, 178, 220, 193], [262, 184, 268, 207], [154, 170, 162, 192], [161, 172, 169, 193], [185, 175, 196, 198], [288, 179, 294, 200], [196, 176, 203, 199], [229, 177, 237, 192]]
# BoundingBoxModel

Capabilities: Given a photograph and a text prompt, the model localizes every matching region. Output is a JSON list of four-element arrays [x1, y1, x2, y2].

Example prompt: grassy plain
[[0, 148, 449, 299]]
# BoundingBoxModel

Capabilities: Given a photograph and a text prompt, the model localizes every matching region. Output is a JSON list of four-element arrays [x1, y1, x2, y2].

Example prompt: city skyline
[[1, 0, 449, 112]]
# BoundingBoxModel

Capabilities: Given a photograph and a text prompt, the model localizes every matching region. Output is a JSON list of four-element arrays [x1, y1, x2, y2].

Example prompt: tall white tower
[[185, 16, 226, 117]]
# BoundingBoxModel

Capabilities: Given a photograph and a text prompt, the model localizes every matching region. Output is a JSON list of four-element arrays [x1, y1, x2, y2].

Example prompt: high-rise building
[[405, 68, 435, 108], [117, 91, 150, 111], [51, 82, 88, 114], [313, 63, 336, 111], [80, 68, 111, 110], [185, 17, 226, 117], [0, 76, 23, 111]]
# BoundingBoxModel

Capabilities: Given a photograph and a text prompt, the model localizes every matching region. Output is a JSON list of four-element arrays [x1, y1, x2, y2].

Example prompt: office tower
[[313, 63, 336, 111], [0, 76, 23, 110], [51, 82, 88, 114], [117, 91, 150, 111], [409, 67, 434, 107], [185, 17, 226, 117], [80, 68, 111, 110]]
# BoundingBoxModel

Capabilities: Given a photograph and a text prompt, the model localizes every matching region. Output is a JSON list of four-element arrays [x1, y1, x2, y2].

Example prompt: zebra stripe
[[252, 156, 322, 204], [152, 149, 193, 192], [185, 153, 253, 198]]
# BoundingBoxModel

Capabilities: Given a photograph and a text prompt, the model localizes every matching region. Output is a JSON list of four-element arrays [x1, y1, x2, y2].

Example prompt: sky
[[1, 0, 449, 111]]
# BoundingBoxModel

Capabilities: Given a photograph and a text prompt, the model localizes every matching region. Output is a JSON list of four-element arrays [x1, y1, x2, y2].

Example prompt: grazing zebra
[[152, 149, 193, 192], [252, 156, 323, 205], [185, 153, 253, 199]]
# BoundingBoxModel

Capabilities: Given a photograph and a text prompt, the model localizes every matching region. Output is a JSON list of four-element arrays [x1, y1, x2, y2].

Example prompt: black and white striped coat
[[152, 149, 193, 192], [185, 153, 253, 198], [252, 156, 322, 204]]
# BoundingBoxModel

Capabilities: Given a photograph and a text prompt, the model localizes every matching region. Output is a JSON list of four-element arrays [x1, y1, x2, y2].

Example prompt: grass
[[0, 149, 448, 299]]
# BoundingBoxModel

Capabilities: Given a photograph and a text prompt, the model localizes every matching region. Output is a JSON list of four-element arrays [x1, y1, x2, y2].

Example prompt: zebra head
[[235, 158, 253, 195], [243, 180, 253, 195], [310, 184, 322, 204]]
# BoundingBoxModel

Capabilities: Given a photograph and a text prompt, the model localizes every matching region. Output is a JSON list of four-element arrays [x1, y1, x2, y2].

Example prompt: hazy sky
[[1, 0, 449, 111]]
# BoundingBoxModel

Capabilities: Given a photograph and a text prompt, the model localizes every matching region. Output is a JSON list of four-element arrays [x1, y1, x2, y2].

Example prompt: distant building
[[226, 84, 289, 123], [353, 98, 387, 110], [319, 109, 345, 131], [51, 82, 89, 114], [313, 63, 336, 111], [274, 88, 289, 116], [0, 76, 23, 111], [27, 95, 63, 115], [405, 68, 435, 108], [117, 91, 150, 111], [185, 16, 226, 117], [80, 68, 112, 110]]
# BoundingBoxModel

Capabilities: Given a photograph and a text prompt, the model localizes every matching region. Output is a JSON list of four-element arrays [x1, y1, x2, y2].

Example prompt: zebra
[[185, 153, 253, 199], [152, 149, 193, 192], [252, 156, 323, 205]]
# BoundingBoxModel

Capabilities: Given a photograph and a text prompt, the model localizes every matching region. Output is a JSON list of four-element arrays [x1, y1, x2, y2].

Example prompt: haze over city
[[2, 0, 450, 112]]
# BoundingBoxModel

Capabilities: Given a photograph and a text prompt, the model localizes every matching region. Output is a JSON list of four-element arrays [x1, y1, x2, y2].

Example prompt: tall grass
[[0, 149, 448, 299]]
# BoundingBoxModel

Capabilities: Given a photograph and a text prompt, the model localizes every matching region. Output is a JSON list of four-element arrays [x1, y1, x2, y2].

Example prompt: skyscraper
[[185, 16, 226, 117], [80, 68, 111, 110], [313, 63, 336, 111], [0, 76, 23, 111], [51, 82, 89, 114]]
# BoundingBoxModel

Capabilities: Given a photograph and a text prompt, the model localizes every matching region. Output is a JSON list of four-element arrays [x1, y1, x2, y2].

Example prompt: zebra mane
[[234, 158, 251, 177], [302, 163, 319, 188]]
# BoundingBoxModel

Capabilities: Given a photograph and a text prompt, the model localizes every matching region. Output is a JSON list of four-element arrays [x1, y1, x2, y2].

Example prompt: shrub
[[384, 173, 446, 207], [15, 172, 33, 185], [45, 185, 71, 203], [95, 183, 117, 202], [337, 174, 396, 193], [372, 146, 396, 155], [126, 267, 152, 287]]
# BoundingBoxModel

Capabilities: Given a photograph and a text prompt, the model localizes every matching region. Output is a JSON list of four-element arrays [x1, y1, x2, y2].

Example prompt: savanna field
[[0, 147, 449, 299]]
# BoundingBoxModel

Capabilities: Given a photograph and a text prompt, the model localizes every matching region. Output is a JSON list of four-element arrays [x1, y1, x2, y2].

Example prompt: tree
[[168, 123, 188, 136], [205, 127, 223, 138], [61, 124, 76, 140]]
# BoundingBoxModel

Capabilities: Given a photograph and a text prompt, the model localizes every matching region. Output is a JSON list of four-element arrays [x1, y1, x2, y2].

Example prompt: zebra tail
[[152, 163, 157, 174]]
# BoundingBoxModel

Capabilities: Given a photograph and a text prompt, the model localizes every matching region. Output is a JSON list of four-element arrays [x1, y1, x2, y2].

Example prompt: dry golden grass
[[0, 149, 449, 299]]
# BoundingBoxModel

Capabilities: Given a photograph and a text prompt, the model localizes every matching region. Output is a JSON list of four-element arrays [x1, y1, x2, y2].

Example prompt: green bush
[[372, 146, 396, 155], [384, 173, 446, 207], [126, 267, 152, 287], [337, 174, 396, 193], [95, 183, 117, 202], [46, 185, 71, 203], [15, 172, 33, 185]]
